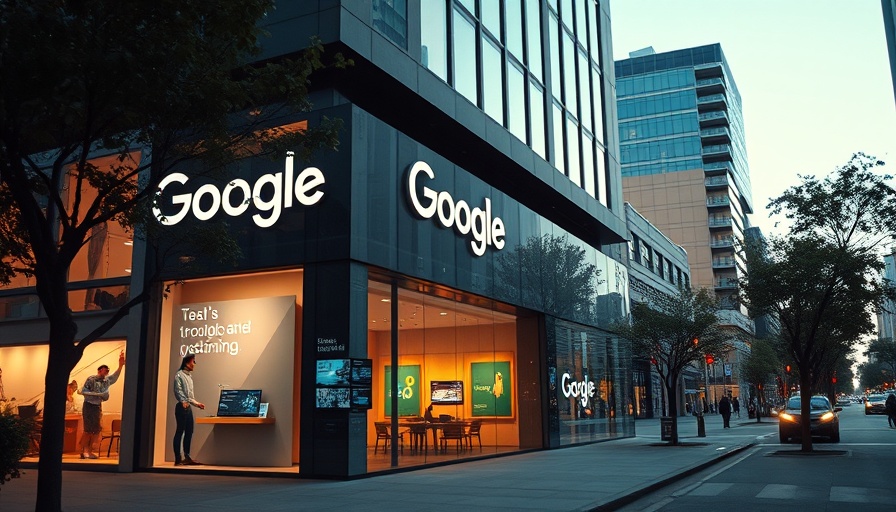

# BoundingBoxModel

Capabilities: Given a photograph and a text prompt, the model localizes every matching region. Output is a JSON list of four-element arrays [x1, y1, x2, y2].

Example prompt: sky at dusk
[[609, 0, 896, 241]]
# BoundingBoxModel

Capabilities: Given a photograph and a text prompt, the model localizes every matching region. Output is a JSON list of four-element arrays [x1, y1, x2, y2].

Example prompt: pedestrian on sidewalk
[[732, 396, 740, 418], [718, 395, 732, 428], [173, 354, 205, 466], [885, 393, 896, 428]]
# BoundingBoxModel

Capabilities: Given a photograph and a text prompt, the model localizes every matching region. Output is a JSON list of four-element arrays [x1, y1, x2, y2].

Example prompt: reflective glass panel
[[453, 10, 478, 104], [421, 0, 448, 81], [482, 35, 505, 124], [508, 61, 527, 142], [529, 82, 547, 159]]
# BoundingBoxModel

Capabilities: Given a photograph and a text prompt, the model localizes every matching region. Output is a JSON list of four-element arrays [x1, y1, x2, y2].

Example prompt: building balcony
[[698, 110, 728, 127], [708, 217, 733, 228], [716, 308, 756, 335], [702, 144, 732, 162], [696, 77, 725, 94], [700, 127, 730, 144], [704, 175, 729, 188], [707, 196, 731, 207], [703, 161, 734, 175], [710, 238, 734, 249], [715, 277, 739, 290], [712, 257, 737, 268], [697, 94, 728, 111]]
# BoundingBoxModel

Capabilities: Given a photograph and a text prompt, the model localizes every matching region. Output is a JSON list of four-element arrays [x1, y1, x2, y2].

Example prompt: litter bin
[[696, 414, 706, 437], [660, 416, 676, 442]]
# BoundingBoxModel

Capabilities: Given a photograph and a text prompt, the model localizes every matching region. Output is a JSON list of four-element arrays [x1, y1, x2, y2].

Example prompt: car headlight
[[779, 412, 796, 423], [866, 401, 872, 408], [819, 411, 835, 422]]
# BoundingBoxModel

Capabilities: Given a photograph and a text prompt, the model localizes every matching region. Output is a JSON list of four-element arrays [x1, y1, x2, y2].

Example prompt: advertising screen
[[316, 359, 351, 386]]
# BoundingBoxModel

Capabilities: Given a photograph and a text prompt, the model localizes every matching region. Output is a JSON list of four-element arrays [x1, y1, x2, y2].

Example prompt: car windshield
[[787, 397, 831, 410], [868, 394, 887, 401]]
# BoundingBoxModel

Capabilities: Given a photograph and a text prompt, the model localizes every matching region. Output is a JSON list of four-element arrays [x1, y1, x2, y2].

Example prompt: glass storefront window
[[1, 340, 127, 463], [152, 270, 303, 472], [366, 278, 535, 471]]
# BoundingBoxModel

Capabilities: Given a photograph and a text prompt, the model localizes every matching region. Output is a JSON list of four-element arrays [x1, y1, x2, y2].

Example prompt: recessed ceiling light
[[440, 312, 448, 316], [124, 268, 132, 273], [381, 298, 391, 303]]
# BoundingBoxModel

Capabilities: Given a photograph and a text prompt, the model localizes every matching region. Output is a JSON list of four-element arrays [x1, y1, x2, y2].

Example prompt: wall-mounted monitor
[[316, 387, 350, 409], [316, 359, 351, 386], [430, 380, 464, 405], [351, 387, 372, 410], [350, 359, 372, 385], [217, 389, 263, 417]]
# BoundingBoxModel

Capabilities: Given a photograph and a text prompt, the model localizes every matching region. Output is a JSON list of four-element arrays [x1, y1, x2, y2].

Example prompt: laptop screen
[[216, 389, 262, 417]]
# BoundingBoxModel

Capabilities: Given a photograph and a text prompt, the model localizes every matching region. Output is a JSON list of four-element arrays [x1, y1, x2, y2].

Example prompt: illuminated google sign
[[152, 152, 324, 228], [407, 161, 505, 257]]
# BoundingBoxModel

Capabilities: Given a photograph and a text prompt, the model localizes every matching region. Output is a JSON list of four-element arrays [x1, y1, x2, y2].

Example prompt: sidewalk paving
[[1, 416, 778, 512]]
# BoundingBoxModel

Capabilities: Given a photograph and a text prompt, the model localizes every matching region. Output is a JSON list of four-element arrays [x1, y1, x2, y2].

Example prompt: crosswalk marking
[[685, 482, 896, 504]]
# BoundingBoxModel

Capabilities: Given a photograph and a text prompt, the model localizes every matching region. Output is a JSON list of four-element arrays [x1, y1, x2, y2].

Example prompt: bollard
[[696, 414, 706, 437]]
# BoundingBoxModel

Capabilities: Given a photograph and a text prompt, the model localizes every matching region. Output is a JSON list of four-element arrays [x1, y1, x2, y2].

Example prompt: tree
[[739, 153, 896, 452], [865, 338, 896, 389], [0, 404, 31, 491], [614, 288, 731, 444], [0, 3, 344, 510], [740, 338, 780, 423], [858, 360, 893, 391]]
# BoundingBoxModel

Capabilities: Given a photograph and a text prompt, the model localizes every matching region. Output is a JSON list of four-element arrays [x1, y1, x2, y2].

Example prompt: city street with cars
[[619, 402, 896, 511]]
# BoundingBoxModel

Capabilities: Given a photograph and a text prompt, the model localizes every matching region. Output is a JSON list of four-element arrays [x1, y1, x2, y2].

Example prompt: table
[[195, 416, 275, 425], [399, 421, 471, 454], [64, 414, 83, 453]]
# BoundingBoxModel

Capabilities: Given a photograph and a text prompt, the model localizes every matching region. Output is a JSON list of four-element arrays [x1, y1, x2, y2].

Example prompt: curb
[[586, 440, 757, 511]]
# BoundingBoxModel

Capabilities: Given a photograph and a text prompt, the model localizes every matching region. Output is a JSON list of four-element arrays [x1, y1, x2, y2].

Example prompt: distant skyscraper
[[883, 0, 896, 105], [878, 249, 896, 341], [614, 43, 755, 338]]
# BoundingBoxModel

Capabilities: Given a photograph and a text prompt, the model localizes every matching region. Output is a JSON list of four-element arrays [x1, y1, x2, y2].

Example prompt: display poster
[[384, 365, 420, 416], [471, 361, 512, 417]]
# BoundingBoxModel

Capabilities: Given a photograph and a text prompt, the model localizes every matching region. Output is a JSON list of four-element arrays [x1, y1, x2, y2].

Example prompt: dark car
[[778, 395, 841, 443], [864, 393, 890, 415]]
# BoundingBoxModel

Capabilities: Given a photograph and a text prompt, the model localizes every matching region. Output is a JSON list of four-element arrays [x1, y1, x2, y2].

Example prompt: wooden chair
[[465, 419, 482, 451], [408, 423, 429, 454], [374, 421, 404, 454], [100, 419, 122, 457], [439, 422, 466, 454]]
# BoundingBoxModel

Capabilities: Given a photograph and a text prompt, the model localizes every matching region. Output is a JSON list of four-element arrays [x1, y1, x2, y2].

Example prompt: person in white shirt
[[79, 352, 125, 459], [173, 354, 205, 465]]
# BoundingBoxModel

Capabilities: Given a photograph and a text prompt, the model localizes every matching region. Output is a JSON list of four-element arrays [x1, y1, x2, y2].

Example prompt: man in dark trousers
[[732, 396, 740, 418], [719, 395, 732, 428]]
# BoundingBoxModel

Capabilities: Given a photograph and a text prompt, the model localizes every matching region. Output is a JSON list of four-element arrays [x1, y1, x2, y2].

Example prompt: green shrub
[[0, 403, 31, 490]]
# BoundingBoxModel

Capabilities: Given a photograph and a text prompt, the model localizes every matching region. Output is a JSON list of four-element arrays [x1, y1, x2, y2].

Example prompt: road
[[618, 402, 896, 511]]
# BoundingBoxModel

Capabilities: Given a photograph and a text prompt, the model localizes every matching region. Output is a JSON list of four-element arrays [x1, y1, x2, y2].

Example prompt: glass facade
[[421, 0, 608, 205]]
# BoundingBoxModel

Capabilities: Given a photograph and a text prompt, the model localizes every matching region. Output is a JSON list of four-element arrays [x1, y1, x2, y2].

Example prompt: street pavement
[[0, 414, 776, 512]]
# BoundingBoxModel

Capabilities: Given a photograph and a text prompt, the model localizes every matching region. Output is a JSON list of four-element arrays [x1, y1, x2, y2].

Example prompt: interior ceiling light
[[380, 298, 390, 303], [440, 312, 448, 316]]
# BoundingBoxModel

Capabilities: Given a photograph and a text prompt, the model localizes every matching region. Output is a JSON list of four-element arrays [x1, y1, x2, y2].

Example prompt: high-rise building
[[614, 44, 755, 337], [878, 250, 896, 341], [882, 0, 896, 105]]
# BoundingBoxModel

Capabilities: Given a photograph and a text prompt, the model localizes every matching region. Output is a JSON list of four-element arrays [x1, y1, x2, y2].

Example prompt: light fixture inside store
[[124, 268, 132, 273], [440, 312, 448, 316], [124, 239, 133, 246], [380, 298, 390, 303]]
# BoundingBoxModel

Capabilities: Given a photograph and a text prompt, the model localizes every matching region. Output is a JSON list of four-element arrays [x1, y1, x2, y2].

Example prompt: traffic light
[[705, 354, 714, 364], [785, 364, 791, 374]]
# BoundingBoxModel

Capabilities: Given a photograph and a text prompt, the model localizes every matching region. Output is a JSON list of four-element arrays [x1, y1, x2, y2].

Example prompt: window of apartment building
[[640, 242, 651, 271], [676, 268, 683, 288], [655, 253, 664, 278], [665, 261, 674, 284]]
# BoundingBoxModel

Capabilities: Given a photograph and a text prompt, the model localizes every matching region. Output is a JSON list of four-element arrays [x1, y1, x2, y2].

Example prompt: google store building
[[0, 1, 635, 477]]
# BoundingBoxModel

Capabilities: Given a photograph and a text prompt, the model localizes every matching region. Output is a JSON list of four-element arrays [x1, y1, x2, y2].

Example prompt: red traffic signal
[[785, 364, 791, 374], [705, 354, 714, 364]]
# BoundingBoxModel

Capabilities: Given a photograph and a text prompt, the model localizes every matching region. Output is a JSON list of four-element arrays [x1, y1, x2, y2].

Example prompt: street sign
[[724, 364, 732, 376]]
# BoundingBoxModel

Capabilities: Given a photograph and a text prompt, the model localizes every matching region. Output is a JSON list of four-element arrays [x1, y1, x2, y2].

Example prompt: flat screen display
[[350, 359, 372, 385], [316, 387, 351, 409], [430, 380, 464, 405], [351, 387, 372, 409], [216, 389, 262, 417], [315, 359, 351, 386]]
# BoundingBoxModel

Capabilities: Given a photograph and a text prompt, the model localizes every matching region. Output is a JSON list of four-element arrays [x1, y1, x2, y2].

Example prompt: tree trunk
[[799, 376, 813, 452], [35, 320, 81, 512], [664, 375, 679, 445]]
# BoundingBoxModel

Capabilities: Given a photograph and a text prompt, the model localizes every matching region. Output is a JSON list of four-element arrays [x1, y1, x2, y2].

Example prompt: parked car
[[864, 393, 890, 415], [778, 395, 841, 443]]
